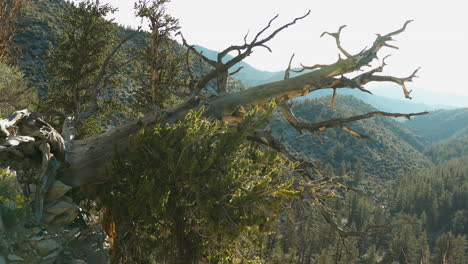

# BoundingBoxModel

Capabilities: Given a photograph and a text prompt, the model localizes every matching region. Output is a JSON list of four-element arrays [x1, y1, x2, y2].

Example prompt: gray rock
[[7, 254, 24, 261], [33, 238, 60, 256], [29, 183, 37, 193], [45, 201, 76, 215], [42, 213, 56, 224], [43, 201, 79, 226], [45, 181, 72, 201], [30, 235, 44, 241], [32, 227, 41, 234], [72, 259, 88, 264], [60, 195, 73, 203], [43, 249, 60, 260]]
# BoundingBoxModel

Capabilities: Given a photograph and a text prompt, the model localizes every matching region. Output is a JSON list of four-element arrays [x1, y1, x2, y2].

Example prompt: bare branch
[[217, 10, 310, 69], [292, 62, 328, 73], [367, 67, 420, 99], [77, 27, 142, 122], [243, 30, 249, 44], [229, 66, 244, 76], [296, 110, 427, 135], [284, 53, 295, 80], [321, 25, 352, 58], [183, 11, 310, 94], [177, 32, 217, 67], [331, 88, 337, 108], [247, 130, 383, 238], [277, 106, 428, 138]]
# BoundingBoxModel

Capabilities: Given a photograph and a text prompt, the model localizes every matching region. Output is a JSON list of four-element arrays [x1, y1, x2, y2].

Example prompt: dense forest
[[0, 0, 467, 263]]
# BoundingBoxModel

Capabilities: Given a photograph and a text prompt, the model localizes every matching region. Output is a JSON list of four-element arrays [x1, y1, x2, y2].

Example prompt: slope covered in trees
[[261, 110, 468, 263], [423, 126, 468, 164], [405, 108, 468, 144], [1, 0, 467, 263], [269, 95, 432, 182]]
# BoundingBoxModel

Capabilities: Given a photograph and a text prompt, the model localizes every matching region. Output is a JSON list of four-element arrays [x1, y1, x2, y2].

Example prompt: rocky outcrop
[[45, 181, 72, 201], [44, 200, 79, 226]]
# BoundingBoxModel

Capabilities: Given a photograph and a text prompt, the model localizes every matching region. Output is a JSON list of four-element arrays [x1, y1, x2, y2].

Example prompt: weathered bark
[[44, 21, 420, 187], [1, 20, 424, 233], [1, 110, 65, 223]]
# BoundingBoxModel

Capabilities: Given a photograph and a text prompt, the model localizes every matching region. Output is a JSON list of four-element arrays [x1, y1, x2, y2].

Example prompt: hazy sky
[[89, 0, 467, 97]]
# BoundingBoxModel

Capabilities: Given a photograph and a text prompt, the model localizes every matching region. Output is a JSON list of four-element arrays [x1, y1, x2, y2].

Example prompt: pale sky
[[85, 0, 468, 97]]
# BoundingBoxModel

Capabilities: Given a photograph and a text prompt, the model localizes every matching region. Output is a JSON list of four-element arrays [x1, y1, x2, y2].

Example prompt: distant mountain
[[403, 108, 468, 164], [404, 108, 468, 144], [193, 45, 312, 87], [194, 46, 451, 113], [300, 88, 435, 114], [424, 127, 468, 164], [371, 85, 468, 108], [13, 0, 68, 96], [268, 95, 433, 187]]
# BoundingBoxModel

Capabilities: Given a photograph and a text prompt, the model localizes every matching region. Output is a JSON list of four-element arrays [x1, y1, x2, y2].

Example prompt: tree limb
[[179, 11, 310, 94], [204, 21, 417, 120], [177, 32, 217, 67], [247, 130, 383, 238], [321, 25, 352, 58], [76, 26, 142, 122], [282, 110, 428, 138]]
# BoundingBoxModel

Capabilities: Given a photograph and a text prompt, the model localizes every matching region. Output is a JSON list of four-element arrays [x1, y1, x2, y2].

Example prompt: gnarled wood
[[179, 10, 311, 94], [1, 20, 426, 230]]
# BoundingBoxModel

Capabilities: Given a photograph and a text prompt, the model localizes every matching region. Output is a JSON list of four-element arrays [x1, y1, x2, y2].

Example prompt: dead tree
[[178, 10, 311, 94], [1, 14, 425, 236]]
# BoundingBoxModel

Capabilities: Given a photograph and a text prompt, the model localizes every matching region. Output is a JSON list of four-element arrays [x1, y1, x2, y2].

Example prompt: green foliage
[[433, 232, 467, 264], [0, 59, 37, 116], [39, 0, 125, 122], [131, 0, 188, 109], [424, 126, 468, 164], [406, 108, 468, 144], [101, 106, 297, 263], [392, 157, 468, 234], [0, 168, 30, 228], [269, 95, 433, 192]]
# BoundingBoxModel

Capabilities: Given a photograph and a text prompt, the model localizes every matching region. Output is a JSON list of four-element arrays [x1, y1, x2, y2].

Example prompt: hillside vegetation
[[1, 0, 467, 263], [405, 108, 468, 144], [269, 95, 432, 180]]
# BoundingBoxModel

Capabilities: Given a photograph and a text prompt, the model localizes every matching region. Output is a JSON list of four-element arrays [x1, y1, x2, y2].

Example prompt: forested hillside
[[269, 95, 431, 180], [405, 108, 468, 144], [424, 127, 468, 164], [262, 96, 468, 263], [0, 0, 467, 263]]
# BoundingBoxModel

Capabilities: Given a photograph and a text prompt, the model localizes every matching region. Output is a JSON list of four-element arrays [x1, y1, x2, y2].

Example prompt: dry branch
[[248, 130, 382, 238], [321, 25, 352, 58], [202, 20, 418, 121], [285, 110, 427, 138], [76, 27, 142, 122], [179, 11, 310, 94]]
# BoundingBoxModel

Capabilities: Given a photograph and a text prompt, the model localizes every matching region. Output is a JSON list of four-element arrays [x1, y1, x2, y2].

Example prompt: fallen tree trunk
[[1, 21, 424, 226]]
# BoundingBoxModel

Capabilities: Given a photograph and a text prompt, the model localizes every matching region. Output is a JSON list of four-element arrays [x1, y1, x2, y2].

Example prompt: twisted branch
[[286, 110, 427, 138], [321, 25, 352, 58], [179, 11, 310, 94], [77, 27, 142, 122], [248, 130, 382, 238]]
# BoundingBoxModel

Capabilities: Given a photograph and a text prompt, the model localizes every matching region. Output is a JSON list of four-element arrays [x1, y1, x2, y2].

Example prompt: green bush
[[0, 168, 30, 228], [101, 107, 298, 263], [0, 60, 37, 116]]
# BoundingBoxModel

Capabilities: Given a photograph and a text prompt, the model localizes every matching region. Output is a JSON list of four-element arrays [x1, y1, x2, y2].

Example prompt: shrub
[[101, 107, 298, 263], [0, 168, 30, 228]]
